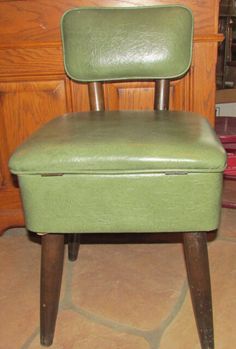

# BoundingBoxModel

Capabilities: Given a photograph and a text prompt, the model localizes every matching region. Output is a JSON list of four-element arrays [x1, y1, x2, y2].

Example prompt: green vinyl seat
[[9, 5, 226, 349], [10, 110, 225, 233]]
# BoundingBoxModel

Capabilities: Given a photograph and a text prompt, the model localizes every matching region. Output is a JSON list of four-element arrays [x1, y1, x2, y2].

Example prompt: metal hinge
[[164, 172, 188, 175], [41, 173, 64, 177]]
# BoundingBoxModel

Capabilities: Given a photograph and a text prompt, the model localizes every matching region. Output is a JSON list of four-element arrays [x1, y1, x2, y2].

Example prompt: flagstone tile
[[0, 233, 40, 349], [0, 230, 67, 349], [28, 310, 149, 349], [159, 240, 236, 349], [218, 208, 236, 239], [72, 243, 186, 330]]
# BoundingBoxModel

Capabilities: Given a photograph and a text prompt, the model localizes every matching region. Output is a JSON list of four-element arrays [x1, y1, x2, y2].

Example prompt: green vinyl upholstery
[[9, 5, 226, 235], [10, 111, 225, 175], [9, 110, 226, 233], [61, 6, 193, 81]]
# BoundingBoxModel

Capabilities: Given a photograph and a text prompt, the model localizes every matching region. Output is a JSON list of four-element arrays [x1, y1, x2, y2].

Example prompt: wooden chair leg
[[68, 233, 80, 261], [40, 234, 65, 346], [183, 232, 214, 349]]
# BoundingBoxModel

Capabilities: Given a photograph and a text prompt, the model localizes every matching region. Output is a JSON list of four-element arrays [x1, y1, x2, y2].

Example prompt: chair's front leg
[[183, 232, 214, 349], [68, 233, 80, 261], [40, 234, 65, 346]]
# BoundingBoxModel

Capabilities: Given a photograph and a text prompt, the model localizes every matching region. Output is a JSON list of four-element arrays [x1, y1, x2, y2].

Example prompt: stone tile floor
[[0, 180, 236, 349]]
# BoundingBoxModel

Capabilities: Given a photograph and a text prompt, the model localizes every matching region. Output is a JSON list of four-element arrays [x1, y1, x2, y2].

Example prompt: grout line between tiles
[[66, 276, 188, 349], [58, 244, 190, 349], [215, 235, 236, 243], [20, 327, 39, 349], [147, 280, 188, 349]]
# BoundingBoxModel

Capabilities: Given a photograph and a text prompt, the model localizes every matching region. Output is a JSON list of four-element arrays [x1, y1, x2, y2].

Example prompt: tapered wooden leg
[[183, 232, 214, 349], [68, 233, 80, 261], [40, 234, 65, 346]]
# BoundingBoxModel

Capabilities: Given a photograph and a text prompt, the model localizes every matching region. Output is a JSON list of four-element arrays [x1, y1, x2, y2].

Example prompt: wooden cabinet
[[0, 0, 222, 234]]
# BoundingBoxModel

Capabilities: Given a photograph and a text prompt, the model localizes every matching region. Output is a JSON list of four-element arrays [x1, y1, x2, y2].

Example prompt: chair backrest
[[61, 6, 193, 111]]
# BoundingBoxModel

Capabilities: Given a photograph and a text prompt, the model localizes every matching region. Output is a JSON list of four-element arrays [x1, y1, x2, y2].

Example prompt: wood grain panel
[[169, 77, 191, 111], [0, 46, 64, 77], [0, 93, 12, 186], [191, 41, 218, 125], [0, 208, 24, 236], [0, 188, 24, 236], [70, 81, 90, 112], [104, 82, 155, 111], [103, 77, 190, 112], [0, 0, 218, 47], [0, 168, 3, 187], [0, 78, 71, 185]]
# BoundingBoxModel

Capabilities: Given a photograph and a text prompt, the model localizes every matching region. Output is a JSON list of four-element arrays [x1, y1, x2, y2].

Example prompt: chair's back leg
[[68, 233, 81, 261], [67, 82, 105, 261], [41, 234, 65, 346], [183, 232, 214, 349]]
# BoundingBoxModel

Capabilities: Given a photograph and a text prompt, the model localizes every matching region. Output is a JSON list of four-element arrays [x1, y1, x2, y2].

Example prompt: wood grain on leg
[[40, 234, 65, 346], [183, 232, 214, 349]]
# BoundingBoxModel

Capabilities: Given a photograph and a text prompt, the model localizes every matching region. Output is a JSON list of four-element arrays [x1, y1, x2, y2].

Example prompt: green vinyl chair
[[9, 6, 226, 348]]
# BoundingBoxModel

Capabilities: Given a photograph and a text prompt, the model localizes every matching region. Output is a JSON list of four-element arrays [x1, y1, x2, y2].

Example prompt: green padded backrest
[[61, 6, 193, 82]]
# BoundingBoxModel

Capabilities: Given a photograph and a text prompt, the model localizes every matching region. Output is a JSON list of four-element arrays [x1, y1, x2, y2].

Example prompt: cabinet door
[[104, 78, 191, 111], [192, 41, 218, 124], [0, 167, 3, 187], [0, 78, 71, 186], [70, 76, 191, 113]]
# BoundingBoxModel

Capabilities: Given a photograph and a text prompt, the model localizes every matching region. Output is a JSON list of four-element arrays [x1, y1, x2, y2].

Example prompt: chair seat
[[9, 111, 225, 175], [9, 111, 226, 234]]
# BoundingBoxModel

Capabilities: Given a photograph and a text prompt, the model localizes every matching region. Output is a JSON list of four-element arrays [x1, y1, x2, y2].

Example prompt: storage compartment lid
[[9, 111, 226, 175]]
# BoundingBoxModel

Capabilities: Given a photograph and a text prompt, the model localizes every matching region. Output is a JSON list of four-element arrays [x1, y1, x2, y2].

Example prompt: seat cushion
[[9, 111, 226, 175], [9, 110, 226, 234]]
